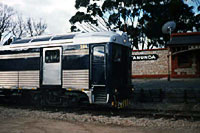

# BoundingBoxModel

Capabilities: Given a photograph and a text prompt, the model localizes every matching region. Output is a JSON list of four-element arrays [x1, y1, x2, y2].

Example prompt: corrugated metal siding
[[19, 71, 40, 88], [0, 71, 18, 88], [0, 71, 40, 89], [62, 69, 89, 89]]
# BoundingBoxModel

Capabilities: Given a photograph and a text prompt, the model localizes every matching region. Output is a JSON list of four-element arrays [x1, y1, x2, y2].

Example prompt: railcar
[[0, 31, 132, 107]]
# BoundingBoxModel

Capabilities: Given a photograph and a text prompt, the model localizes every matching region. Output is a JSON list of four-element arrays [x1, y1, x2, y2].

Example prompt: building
[[132, 32, 200, 79], [168, 32, 200, 78], [132, 48, 169, 78]]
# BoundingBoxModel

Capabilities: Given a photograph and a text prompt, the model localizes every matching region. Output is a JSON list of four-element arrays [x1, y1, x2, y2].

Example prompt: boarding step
[[93, 87, 107, 103]]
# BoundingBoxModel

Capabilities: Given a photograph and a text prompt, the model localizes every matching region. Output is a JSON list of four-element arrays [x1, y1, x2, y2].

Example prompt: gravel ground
[[0, 106, 200, 129], [0, 79, 200, 132]]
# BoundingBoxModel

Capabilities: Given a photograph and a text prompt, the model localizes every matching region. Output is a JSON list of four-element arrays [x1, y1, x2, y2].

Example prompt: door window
[[93, 46, 105, 62], [45, 50, 60, 63]]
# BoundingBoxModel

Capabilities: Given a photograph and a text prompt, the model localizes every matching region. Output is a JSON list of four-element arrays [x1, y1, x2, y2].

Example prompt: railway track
[[1, 95, 200, 121]]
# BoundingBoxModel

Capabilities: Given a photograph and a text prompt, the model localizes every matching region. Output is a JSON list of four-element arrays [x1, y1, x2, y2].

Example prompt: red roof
[[168, 32, 200, 46], [171, 32, 200, 37]]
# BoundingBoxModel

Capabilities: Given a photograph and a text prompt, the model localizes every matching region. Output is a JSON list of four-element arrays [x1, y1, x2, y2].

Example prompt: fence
[[132, 89, 200, 103]]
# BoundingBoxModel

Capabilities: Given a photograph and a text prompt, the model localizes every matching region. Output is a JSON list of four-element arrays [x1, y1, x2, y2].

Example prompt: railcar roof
[[1, 31, 131, 50]]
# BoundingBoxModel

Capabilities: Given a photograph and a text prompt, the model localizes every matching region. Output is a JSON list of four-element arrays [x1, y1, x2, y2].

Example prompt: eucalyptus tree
[[70, 0, 199, 49]]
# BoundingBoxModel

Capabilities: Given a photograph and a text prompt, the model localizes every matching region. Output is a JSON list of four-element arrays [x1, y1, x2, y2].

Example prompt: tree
[[0, 3, 48, 42], [143, 0, 198, 49], [26, 17, 34, 37], [23, 17, 47, 37], [33, 19, 47, 36], [70, 0, 200, 50], [70, 1, 111, 32], [11, 15, 26, 38], [11, 17, 47, 38], [0, 3, 15, 41], [188, 0, 200, 10]]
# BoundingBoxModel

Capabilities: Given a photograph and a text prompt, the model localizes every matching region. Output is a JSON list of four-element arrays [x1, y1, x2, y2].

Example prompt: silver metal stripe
[[106, 94, 109, 103], [10, 39, 73, 48], [63, 83, 88, 85], [63, 85, 88, 89], [63, 49, 89, 56], [63, 69, 89, 73], [0, 53, 40, 59]]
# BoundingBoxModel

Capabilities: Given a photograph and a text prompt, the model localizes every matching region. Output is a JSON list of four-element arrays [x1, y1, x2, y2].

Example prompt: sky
[[1, 0, 198, 35], [1, 0, 77, 34]]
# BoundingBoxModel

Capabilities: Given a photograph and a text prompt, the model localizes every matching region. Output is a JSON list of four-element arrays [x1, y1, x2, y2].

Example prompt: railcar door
[[42, 47, 62, 85], [90, 45, 106, 86]]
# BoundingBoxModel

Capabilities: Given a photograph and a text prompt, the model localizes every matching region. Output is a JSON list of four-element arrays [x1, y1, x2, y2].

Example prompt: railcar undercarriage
[[0, 89, 90, 107]]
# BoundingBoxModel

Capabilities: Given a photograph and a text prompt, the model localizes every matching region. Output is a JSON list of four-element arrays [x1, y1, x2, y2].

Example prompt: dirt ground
[[0, 106, 200, 133], [0, 117, 200, 133]]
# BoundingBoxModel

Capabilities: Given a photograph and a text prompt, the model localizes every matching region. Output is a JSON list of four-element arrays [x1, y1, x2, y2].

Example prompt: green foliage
[[75, 0, 90, 9], [70, 25, 80, 32], [70, 11, 97, 25], [70, 0, 200, 49]]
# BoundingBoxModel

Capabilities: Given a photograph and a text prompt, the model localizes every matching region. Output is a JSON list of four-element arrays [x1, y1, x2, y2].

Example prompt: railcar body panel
[[0, 48, 40, 90], [62, 46, 89, 90]]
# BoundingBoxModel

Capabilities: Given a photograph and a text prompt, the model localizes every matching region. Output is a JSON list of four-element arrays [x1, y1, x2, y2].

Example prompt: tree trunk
[[0, 33, 2, 42]]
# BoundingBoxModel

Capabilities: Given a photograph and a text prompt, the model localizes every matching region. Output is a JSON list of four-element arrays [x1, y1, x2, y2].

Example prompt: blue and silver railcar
[[0, 31, 132, 107]]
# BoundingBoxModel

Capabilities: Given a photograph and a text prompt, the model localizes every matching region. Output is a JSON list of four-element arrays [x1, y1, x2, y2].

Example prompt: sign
[[132, 54, 159, 61]]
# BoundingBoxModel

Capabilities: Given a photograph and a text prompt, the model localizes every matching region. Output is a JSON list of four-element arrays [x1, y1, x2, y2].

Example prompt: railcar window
[[93, 46, 105, 62], [31, 37, 51, 42], [11, 39, 31, 44], [113, 45, 121, 62], [52, 34, 75, 40], [45, 50, 60, 63]]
